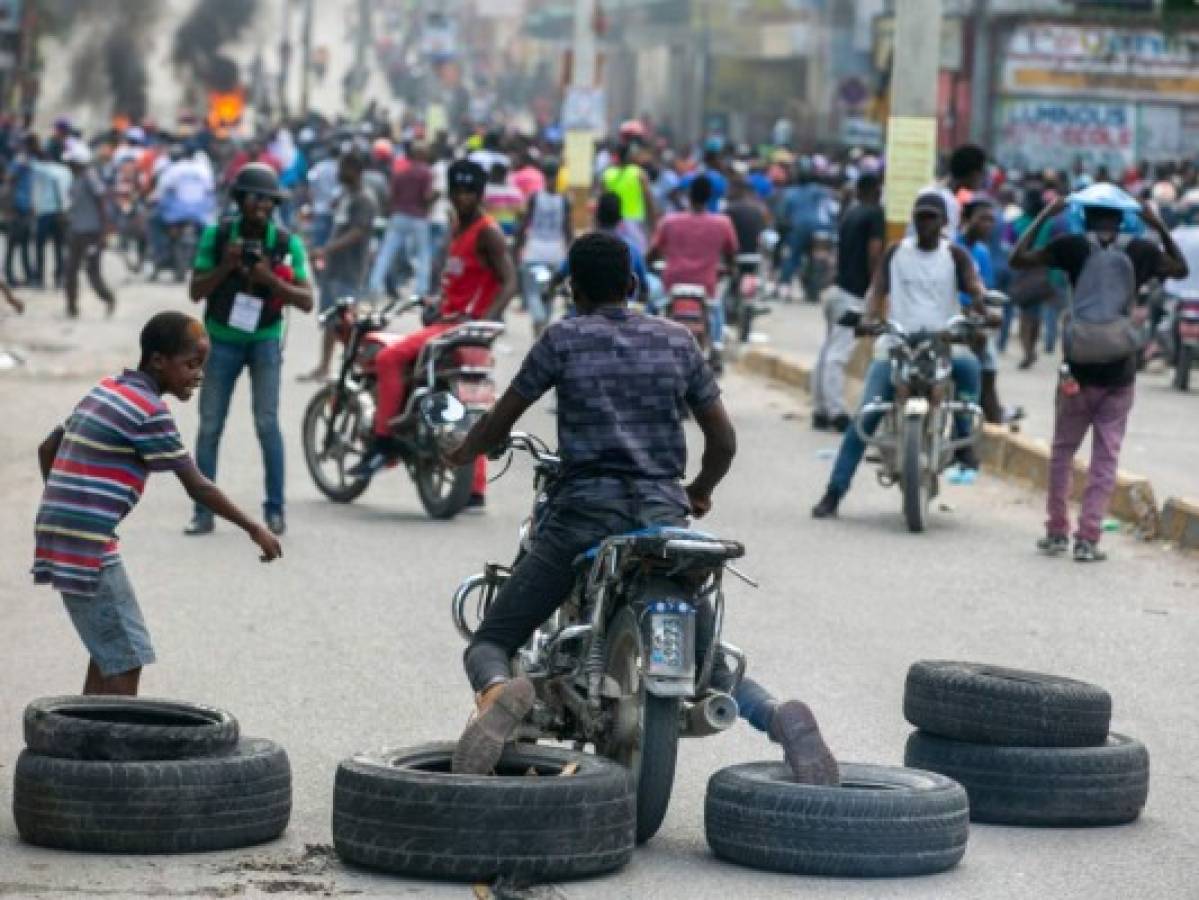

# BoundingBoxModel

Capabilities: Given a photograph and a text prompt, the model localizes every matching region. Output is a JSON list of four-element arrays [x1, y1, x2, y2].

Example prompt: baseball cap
[[447, 159, 487, 194], [913, 190, 948, 218]]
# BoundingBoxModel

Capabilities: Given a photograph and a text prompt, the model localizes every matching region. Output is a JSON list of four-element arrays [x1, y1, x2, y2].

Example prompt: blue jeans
[[828, 356, 981, 495], [709, 295, 726, 347], [310, 212, 334, 249], [194, 337, 285, 518], [369, 213, 431, 296], [778, 223, 813, 285]]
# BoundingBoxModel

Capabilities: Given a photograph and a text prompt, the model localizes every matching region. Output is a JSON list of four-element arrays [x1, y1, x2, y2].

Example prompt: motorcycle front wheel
[[414, 458, 474, 519], [302, 384, 371, 503], [901, 416, 930, 533], [599, 607, 680, 845]]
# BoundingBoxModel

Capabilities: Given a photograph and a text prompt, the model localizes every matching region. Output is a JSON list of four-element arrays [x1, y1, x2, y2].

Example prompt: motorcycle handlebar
[[490, 431, 557, 465]]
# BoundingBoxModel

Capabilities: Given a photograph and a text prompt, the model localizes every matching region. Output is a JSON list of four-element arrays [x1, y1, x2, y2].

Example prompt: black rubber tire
[[904, 731, 1149, 827], [332, 741, 635, 882], [600, 607, 681, 845], [24, 695, 238, 762], [705, 761, 969, 877], [1175, 345, 1192, 391], [13, 738, 291, 853], [901, 419, 928, 533], [415, 459, 474, 519], [903, 660, 1111, 747], [302, 385, 371, 503]]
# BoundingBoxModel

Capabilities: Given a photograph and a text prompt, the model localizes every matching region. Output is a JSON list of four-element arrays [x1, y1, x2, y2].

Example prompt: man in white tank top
[[812, 191, 987, 519]]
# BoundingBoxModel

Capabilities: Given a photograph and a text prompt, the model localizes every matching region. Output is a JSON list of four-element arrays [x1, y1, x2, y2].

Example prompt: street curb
[[741, 346, 1162, 538], [1161, 497, 1199, 550]]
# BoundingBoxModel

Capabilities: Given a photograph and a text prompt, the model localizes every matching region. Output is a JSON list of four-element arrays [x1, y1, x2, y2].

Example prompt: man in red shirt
[[350, 160, 517, 507], [649, 175, 737, 359], [368, 143, 435, 297]]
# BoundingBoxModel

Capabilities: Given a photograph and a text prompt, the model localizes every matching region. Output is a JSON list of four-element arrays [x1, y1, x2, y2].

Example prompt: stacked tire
[[332, 742, 636, 883], [13, 695, 291, 853], [902, 661, 1150, 827]]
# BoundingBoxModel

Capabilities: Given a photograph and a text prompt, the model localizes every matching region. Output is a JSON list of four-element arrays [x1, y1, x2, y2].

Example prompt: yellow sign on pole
[[883, 116, 938, 229], [564, 129, 595, 190]]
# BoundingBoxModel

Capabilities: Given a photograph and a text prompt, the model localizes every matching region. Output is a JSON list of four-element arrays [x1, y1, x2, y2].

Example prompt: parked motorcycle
[[301, 295, 503, 518], [843, 311, 991, 532], [448, 431, 753, 844], [723, 252, 772, 347]]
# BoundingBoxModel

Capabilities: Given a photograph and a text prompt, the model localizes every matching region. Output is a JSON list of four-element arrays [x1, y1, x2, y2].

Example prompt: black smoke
[[172, 0, 260, 92], [55, 1, 160, 121]]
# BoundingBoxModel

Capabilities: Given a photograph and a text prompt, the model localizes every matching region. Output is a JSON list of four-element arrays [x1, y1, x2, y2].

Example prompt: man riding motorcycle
[[812, 191, 986, 519], [443, 231, 839, 784], [152, 145, 216, 275], [350, 159, 517, 509]]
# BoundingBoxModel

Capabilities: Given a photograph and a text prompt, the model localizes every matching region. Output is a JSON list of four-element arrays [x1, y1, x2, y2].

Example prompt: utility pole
[[564, 0, 600, 230], [278, 0, 292, 119], [882, 0, 943, 242], [299, 0, 314, 117], [968, 0, 992, 146]]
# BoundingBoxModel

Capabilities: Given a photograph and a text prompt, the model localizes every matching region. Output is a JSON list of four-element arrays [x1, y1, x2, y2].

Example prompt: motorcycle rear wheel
[[1175, 345, 1192, 391], [414, 458, 474, 519], [600, 607, 680, 845], [302, 385, 371, 503], [901, 417, 929, 533]]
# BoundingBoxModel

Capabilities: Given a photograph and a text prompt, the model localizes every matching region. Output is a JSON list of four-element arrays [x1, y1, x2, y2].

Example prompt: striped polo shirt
[[32, 369, 193, 597]]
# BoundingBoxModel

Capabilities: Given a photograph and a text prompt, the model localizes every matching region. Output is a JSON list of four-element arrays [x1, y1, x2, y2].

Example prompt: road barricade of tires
[[13, 695, 291, 853], [331, 741, 636, 883], [902, 661, 1150, 827]]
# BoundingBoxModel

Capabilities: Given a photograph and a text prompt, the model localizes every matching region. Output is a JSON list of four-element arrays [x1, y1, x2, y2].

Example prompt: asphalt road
[[1, 277, 1197, 899], [756, 297, 1199, 508]]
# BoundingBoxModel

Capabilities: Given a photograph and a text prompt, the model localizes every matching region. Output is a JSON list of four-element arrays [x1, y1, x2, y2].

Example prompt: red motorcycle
[[301, 296, 503, 518]]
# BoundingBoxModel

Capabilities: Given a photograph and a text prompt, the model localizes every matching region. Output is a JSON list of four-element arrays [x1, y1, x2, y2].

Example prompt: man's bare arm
[[479, 225, 519, 320], [686, 398, 736, 518]]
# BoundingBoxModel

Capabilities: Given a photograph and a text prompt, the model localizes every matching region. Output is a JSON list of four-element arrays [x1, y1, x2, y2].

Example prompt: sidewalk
[[749, 298, 1199, 512]]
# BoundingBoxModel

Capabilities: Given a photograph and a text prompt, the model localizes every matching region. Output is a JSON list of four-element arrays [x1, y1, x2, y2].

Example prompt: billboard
[[1002, 23, 1199, 103], [994, 98, 1134, 174]]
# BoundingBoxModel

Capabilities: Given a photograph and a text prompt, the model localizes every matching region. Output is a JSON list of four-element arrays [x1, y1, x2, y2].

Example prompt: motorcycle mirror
[[420, 392, 466, 429]]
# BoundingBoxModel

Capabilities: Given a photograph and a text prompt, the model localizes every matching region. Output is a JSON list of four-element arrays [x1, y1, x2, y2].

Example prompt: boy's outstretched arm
[[38, 427, 64, 482], [176, 464, 283, 562], [686, 398, 737, 518]]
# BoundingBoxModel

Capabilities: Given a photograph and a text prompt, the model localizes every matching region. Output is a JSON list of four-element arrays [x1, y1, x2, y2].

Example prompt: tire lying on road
[[903, 661, 1111, 747], [904, 731, 1149, 827], [24, 695, 239, 761], [704, 761, 969, 877], [333, 741, 635, 882], [13, 738, 290, 853]]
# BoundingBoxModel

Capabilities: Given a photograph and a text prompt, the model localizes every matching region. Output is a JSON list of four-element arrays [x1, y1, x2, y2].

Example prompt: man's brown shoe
[[768, 700, 840, 785], [451, 677, 535, 775]]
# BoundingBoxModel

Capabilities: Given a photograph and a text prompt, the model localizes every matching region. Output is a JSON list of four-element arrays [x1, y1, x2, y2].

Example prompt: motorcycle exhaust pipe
[[682, 692, 739, 738]]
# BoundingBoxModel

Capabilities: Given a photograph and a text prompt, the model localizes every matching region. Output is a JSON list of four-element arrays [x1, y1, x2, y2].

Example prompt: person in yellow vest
[[601, 143, 656, 254]]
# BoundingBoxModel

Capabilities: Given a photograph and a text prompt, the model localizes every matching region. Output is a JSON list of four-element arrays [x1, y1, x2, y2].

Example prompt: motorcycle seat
[[574, 526, 744, 568]]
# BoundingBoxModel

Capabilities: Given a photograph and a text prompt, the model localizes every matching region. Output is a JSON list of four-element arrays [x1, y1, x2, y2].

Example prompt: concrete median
[[741, 346, 1163, 539], [1160, 497, 1199, 550]]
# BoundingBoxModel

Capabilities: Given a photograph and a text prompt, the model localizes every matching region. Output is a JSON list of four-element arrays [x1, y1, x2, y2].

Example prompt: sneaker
[[451, 677, 536, 775], [811, 487, 842, 519], [1037, 534, 1069, 556], [812, 411, 831, 431], [768, 700, 840, 785], [184, 513, 214, 536], [1073, 539, 1108, 563], [266, 512, 286, 536], [466, 493, 486, 512], [831, 413, 852, 434]]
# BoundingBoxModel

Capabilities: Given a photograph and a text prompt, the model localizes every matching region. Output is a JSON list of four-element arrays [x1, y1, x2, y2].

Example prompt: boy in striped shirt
[[33, 311, 282, 696]]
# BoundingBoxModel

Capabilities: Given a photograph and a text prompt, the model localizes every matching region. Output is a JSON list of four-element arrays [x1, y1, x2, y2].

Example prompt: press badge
[[228, 292, 264, 332]]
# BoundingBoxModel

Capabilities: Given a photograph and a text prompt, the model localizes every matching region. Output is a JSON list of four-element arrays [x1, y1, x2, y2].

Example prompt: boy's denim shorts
[[62, 562, 156, 676]]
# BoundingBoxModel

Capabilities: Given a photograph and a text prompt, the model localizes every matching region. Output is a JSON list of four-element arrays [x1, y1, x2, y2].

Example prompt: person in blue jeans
[[186, 164, 314, 537], [776, 164, 832, 300], [812, 192, 985, 519]]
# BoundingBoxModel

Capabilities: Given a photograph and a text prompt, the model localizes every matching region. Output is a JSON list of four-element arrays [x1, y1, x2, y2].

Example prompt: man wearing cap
[[185, 162, 314, 538], [350, 159, 517, 510], [812, 191, 986, 519]]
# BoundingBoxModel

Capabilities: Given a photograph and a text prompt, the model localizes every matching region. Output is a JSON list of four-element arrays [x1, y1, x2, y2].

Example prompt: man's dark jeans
[[464, 492, 778, 732]]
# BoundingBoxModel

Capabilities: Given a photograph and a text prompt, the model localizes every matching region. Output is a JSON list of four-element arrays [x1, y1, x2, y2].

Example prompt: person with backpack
[[514, 158, 572, 337], [185, 163, 314, 538], [1011, 191, 1187, 561]]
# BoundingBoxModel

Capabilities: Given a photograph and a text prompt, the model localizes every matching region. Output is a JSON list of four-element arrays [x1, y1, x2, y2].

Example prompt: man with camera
[[186, 163, 314, 537]]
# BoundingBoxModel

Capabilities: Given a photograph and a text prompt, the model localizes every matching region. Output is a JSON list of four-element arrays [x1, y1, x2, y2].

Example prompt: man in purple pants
[[1012, 193, 1187, 561]]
